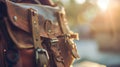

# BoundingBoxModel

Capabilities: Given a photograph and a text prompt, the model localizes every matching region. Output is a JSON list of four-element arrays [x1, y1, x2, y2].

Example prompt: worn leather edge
[[5, 0, 60, 38]]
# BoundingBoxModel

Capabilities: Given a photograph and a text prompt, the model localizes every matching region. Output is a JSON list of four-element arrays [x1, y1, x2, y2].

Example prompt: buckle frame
[[35, 48, 49, 67], [36, 48, 49, 60]]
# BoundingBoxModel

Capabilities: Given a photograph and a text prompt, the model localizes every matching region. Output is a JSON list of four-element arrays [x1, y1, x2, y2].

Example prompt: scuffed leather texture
[[0, 0, 76, 67], [6, 1, 61, 37], [4, 1, 62, 49]]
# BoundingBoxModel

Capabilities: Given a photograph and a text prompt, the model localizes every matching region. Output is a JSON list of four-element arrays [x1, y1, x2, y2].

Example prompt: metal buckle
[[36, 48, 49, 60], [58, 33, 79, 40], [35, 48, 49, 67], [50, 38, 59, 46]]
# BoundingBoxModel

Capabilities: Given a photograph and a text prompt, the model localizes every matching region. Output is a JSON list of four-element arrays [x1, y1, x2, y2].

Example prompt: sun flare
[[97, 0, 110, 11], [75, 0, 86, 4]]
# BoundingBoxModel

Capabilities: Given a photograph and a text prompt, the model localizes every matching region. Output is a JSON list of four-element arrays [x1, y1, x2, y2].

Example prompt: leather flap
[[5, 0, 61, 38]]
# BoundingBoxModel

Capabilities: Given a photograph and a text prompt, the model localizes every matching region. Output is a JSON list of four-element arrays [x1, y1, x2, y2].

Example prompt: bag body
[[0, 0, 79, 67]]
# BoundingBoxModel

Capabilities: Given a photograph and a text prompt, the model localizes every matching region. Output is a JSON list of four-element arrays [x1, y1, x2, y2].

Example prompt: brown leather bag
[[0, 0, 79, 67]]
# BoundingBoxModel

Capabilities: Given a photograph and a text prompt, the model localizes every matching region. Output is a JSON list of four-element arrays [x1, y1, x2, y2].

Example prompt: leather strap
[[0, 20, 7, 67], [29, 8, 42, 50], [57, 8, 80, 59], [50, 38, 65, 67], [29, 8, 49, 67]]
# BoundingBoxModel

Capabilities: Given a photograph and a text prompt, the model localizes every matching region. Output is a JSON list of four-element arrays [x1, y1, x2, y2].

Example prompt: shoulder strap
[[0, 21, 8, 67], [29, 8, 49, 67]]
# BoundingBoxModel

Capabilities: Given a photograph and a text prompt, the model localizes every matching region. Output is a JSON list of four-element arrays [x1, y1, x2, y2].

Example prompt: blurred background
[[53, 0, 120, 67]]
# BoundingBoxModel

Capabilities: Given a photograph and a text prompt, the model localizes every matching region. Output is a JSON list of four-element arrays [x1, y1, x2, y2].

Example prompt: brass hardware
[[34, 21, 36, 24], [48, 29, 52, 33], [50, 38, 59, 43], [50, 38, 59, 46], [68, 33, 79, 40], [13, 16, 17, 22], [33, 10, 37, 16], [36, 48, 49, 60]]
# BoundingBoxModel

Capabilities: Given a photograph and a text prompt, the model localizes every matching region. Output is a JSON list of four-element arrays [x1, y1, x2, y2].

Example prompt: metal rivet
[[33, 11, 37, 16], [34, 21, 36, 24], [34, 11, 37, 14], [48, 30, 52, 33], [13, 16, 17, 22], [4, 49, 6, 52]]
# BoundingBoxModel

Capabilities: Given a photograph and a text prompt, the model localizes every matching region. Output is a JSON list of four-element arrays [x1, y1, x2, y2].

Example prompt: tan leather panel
[[5, 1, 61, 38]]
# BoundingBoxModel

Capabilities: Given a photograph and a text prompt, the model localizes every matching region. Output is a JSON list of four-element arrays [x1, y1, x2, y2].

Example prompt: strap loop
[[29, 8, 49, 67]]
